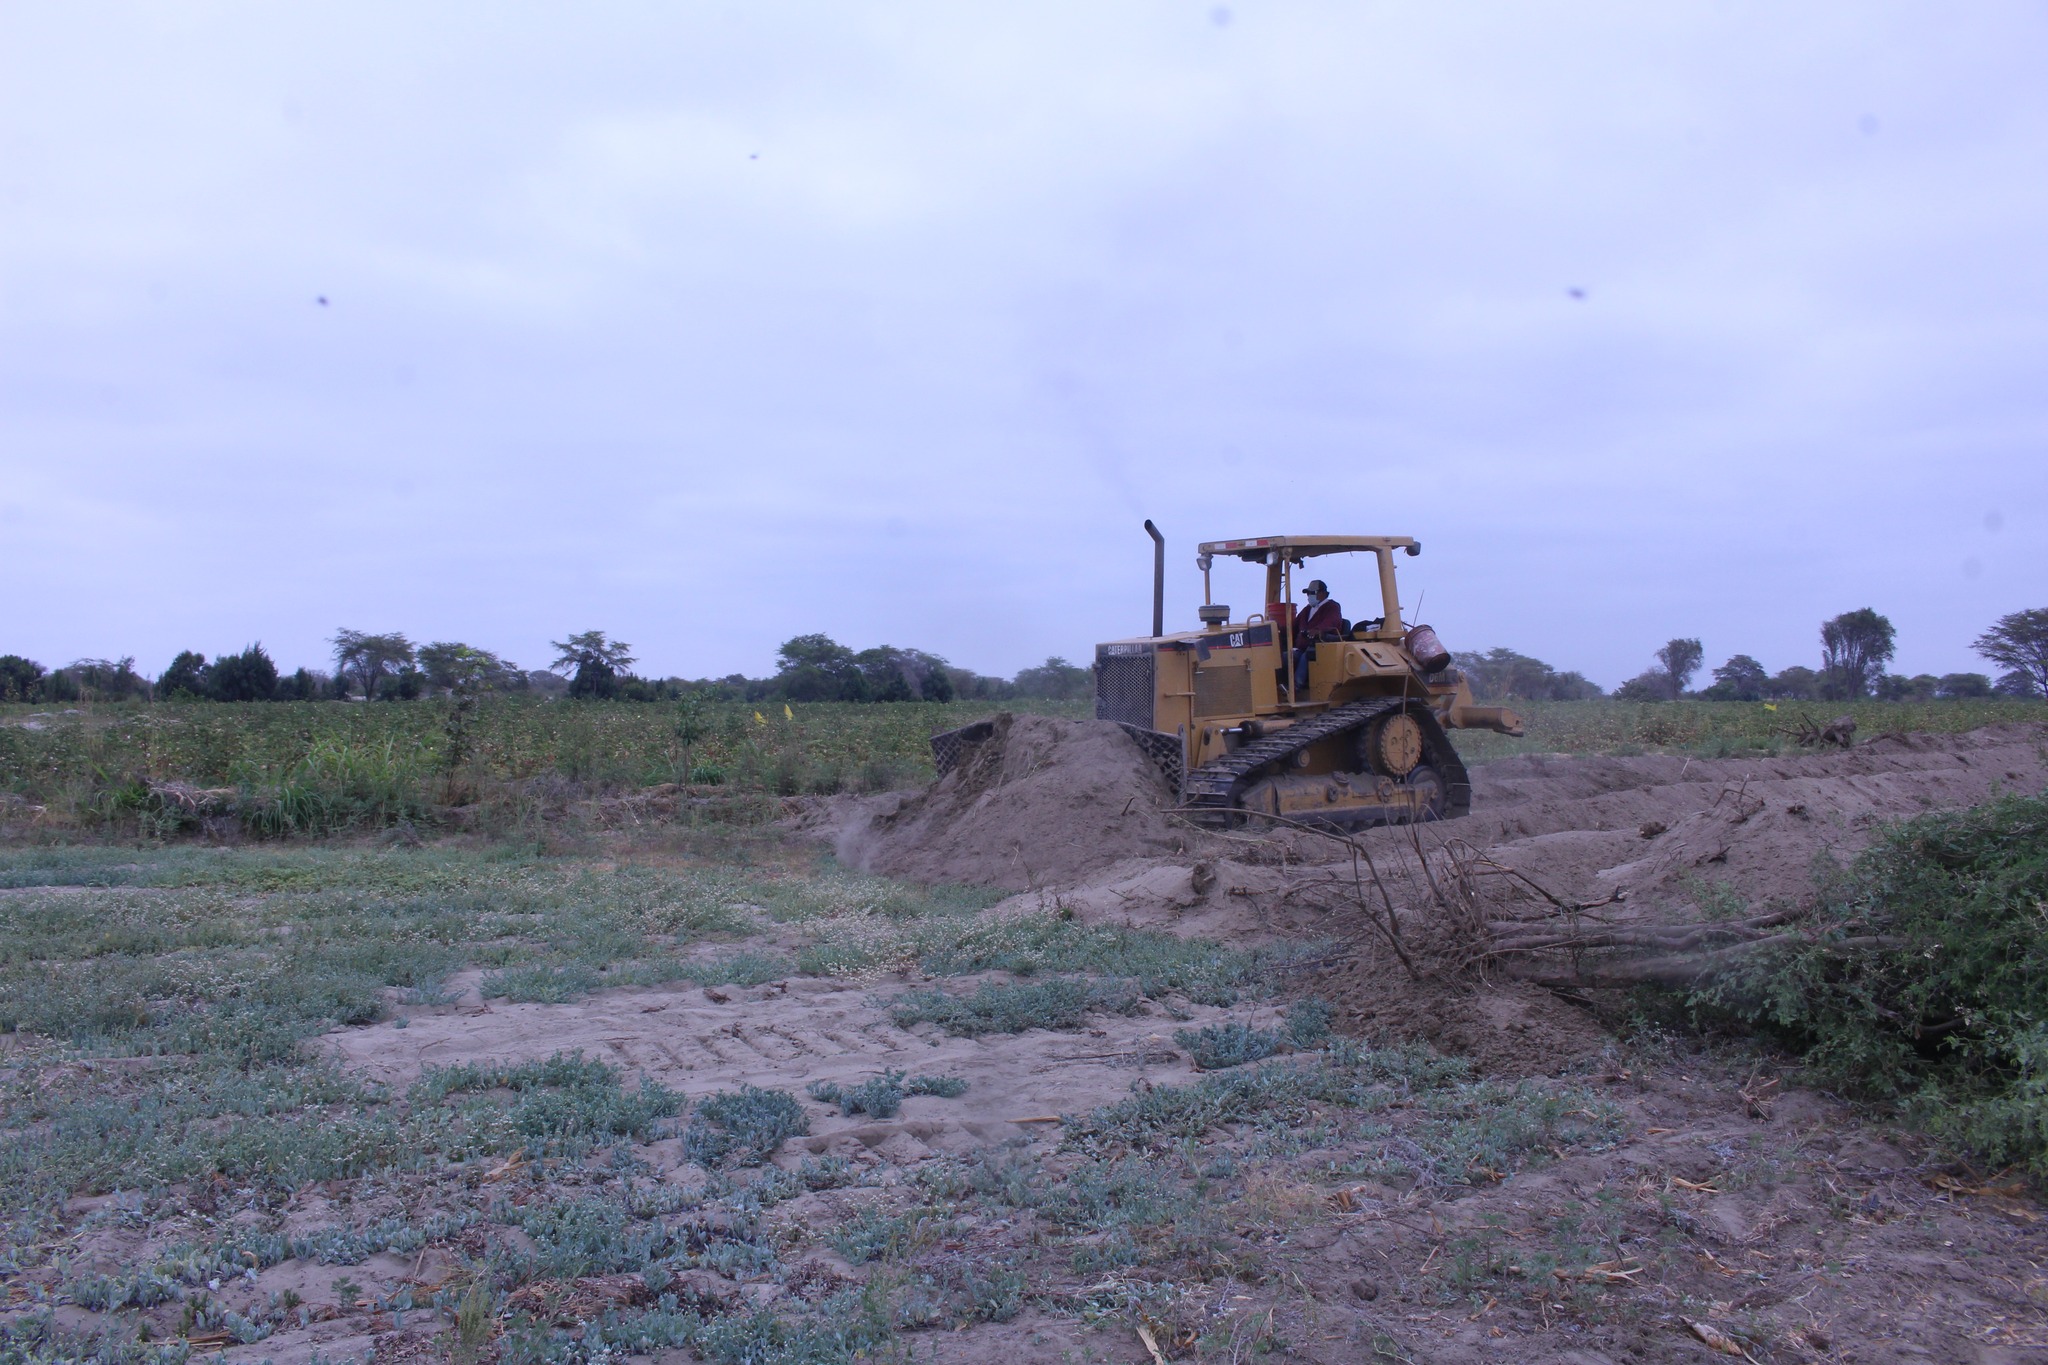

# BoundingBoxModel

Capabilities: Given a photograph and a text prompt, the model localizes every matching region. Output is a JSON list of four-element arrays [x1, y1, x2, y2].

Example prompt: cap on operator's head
[[1305, 579, 1328, 597]]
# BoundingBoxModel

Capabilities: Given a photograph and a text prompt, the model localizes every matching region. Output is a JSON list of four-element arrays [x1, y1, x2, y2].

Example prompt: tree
[[945, 667, 1014, 701], [209, 644, 279, 702], [772, 634, 866, 702], [0, 655, 45, 703], [1452, 648, 1603, 702], [377, 668, 425, 701], [1876, 673, 1938, 702], [1655, 638, 1704, 700], [158, 651, 210, 699], [1013, 656, 1091, 701], [332, 630, 416, 701], [420, 641, 522, 694], [275, 668, 329, 701], [671, 692, 710, 780], [852, 647, 917, 701], [915, 654, 955, 702], [1613, 671, 1669, 702], [1766, 665, 1819, 701], [1705, 654, 1767, 702], [1819, 608, 1896, 700], [62, 658, 151, 701], [1936, 672, 1992, 699], [552, 630, 635, 700], [852, 646, 955, 702], [1995, 670, 2042, 698], [1973, 609, 2048, 697], [1548, 671, 1605, 701]]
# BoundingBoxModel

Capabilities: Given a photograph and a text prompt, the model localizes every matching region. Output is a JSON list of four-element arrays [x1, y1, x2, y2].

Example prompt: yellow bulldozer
[[1006, 523, 1524, 827]]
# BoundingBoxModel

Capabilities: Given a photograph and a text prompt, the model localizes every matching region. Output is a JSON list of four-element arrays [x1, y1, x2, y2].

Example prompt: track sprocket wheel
[[1364, 711, 1425, 778]]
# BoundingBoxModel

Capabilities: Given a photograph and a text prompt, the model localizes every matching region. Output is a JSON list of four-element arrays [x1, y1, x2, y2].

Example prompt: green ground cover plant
[[885, 977, 1142, 1036], [682, 1086, 811, 1167], [1174, 998, 1333, 1069], [1691, 791, 2048, 1174], [807, 1070, 969, 1118], [896, 1040, 1624, 1300]]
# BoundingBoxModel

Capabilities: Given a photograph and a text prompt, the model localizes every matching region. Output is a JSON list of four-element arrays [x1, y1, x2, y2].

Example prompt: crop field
[[2, 698, 2041, 841], [1439, 696, 2047, 762]]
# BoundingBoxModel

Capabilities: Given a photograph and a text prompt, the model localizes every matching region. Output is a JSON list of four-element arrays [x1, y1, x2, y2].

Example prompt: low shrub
[[1692, 792, 2048, 1174], [886, 977, 1141, 1036], [1174, 999, 1332, 1069], [683, 1085, 810, 1167], [1175, 1020, 1287, 1071], [807, 1069, 969, 1118]]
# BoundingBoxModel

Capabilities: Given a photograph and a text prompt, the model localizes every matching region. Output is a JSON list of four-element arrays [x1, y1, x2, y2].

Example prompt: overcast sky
[[4, 3, 2044, 688]]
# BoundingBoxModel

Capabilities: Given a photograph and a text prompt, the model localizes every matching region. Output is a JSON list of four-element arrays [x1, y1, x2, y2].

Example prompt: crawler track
[[1182, 696, 1473, 825]]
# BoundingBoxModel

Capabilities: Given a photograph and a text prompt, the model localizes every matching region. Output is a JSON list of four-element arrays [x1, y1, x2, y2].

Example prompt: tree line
[[1448, 607, 2046, 704], [1605, 608, 2047, 703], [0, 629, 1093, 706], [4, 608, 2040, 707]]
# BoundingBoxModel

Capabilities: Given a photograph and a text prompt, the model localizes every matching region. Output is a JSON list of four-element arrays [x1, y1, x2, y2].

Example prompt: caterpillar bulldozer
[[1063, 524, 1522, 827]]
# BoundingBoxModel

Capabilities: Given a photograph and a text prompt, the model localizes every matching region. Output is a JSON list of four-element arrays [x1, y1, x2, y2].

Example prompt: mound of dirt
[[1324, 963, 1615, 1077], [1441, 721, 2048, 919], [833, 712, 1191, 890]]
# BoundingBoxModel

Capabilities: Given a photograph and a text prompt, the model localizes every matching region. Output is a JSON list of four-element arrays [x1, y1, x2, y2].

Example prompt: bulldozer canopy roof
[[1198, 534, 1416, 562]]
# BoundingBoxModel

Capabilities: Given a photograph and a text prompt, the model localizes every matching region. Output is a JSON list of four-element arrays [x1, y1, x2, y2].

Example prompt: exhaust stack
[[1143, 520, 1164, 637]]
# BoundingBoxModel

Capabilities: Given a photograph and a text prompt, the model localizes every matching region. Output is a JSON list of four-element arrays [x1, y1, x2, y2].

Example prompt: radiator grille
[[1193, 664, 1252, 718], [929, 720, 995, 776], [1094, 648, 1155, 729]]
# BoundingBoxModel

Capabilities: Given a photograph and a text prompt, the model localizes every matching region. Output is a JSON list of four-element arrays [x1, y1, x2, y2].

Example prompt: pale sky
[[4, 3, 2044, 687]]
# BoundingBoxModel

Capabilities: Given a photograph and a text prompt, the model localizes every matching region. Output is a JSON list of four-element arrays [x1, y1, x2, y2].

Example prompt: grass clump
[[1692, 791, 2048, 1174], [807, 1069, 969, 1118], [479, 961, 604, 1003], [1367, 1080, 1626, 1187], [828, 1206, 941, 1264], [683, 1085, 810, 1167], [1173, 999, 1334, 1070], [412, 1052, 685, 1153], [1176, 1020, 1287, 1071], [886, 977, 1140, 1036], [1059, 1041, 1622, 1192]]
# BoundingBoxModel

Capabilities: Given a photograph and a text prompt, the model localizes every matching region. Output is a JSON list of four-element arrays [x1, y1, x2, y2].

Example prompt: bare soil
[[816, 712, 1191, 889], [326, 970, 1269, 1166]]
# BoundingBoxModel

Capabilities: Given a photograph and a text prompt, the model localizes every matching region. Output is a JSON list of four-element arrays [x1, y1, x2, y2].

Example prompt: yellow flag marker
[[1763, 702, 1777, 712], [783, 703, 794, 721], [753, 711, 766, 725]]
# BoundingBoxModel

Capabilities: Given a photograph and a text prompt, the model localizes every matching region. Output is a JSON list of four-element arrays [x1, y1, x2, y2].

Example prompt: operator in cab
[[1293, 578, 1342, 689]]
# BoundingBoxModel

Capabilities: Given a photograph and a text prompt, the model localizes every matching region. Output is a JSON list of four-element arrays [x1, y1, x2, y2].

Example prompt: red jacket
[[1295, 598, 1343, 640]]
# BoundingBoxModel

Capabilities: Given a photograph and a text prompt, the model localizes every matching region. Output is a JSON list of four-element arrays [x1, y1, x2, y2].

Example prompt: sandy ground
[[327, 969, 1270, 1167]]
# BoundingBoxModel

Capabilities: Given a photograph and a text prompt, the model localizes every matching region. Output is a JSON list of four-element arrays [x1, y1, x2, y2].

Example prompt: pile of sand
[[1439, 722, 2048, 918], [832, 712, 1190, 890]]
